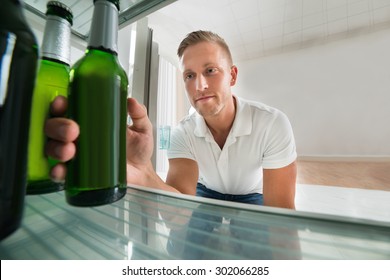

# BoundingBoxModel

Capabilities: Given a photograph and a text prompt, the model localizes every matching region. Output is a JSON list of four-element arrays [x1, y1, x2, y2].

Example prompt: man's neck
[[205, 96, 237, 149]]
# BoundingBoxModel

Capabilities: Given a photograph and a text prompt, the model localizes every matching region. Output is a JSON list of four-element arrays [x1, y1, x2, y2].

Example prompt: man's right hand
[[125, 97, 156, 186]]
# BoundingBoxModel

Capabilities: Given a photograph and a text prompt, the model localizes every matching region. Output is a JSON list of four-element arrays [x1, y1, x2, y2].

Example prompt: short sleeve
[[167, 125, 196, 160], [261, 111, 297, 169]]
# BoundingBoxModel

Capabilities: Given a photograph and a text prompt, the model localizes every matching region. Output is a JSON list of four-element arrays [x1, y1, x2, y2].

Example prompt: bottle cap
[[46, 1, 73, 26]]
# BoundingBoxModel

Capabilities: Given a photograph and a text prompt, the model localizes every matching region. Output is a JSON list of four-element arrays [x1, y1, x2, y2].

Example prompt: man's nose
[[196, 75, 208, 91]]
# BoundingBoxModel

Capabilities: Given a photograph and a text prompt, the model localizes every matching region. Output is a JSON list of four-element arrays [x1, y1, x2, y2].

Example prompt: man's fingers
[[45, 140, 76, 162], [45, 118, 79, 142], [127, 97, 152, 132], [50, 95, 68, 117], [50, 163, 67, 182]]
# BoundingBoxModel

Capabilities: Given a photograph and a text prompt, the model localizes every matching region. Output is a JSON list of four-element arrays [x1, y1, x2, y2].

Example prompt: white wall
[[234, 28, 390, 159]]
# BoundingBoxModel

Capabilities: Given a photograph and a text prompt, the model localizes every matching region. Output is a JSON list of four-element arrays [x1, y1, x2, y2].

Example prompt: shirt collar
[[194, 96, 252, 138], [232, 96, 252, 136]]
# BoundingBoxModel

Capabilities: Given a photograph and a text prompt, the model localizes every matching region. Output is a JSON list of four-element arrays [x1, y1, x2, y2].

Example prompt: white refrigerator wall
[[234, 28, 390, 159]]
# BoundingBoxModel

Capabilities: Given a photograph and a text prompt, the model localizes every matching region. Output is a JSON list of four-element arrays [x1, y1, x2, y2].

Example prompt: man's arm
[[154, 158, 199, 227], [125, 157, 199, 195], [262, 161, 301, 259], [262, 161, 297, 209], [166, 158, 199, 195], [125, 98, 198, 194]]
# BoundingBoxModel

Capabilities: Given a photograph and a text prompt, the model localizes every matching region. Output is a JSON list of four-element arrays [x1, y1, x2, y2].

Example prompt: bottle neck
[[88, 0, 118, 54], [41, 15, 71, 65]]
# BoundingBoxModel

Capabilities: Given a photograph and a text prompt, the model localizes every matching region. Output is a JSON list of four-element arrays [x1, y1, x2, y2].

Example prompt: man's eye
[[185, 74, 194, 80], [206, 68, 217, 74]]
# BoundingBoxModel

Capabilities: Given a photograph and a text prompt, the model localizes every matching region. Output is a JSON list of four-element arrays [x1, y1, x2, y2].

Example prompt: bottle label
[[89, 1, 118, 52], [0, 32, 17, 107], [41, 15, 71, 64]]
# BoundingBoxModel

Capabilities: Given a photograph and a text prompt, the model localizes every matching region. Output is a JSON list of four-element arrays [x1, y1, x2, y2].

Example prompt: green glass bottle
[[66, 0, 128, 206], [0, 0, 38, 240], [26, 1, 73, 195]]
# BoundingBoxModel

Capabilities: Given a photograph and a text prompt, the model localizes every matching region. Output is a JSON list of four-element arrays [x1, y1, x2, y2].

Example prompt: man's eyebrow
[[183, 63, 219, 73], [183, 69, 194, 75], [204, 63, 218, 67]]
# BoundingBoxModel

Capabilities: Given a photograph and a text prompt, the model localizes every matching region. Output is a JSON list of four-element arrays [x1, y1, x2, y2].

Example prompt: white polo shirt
[[167, 96, 297, 195]]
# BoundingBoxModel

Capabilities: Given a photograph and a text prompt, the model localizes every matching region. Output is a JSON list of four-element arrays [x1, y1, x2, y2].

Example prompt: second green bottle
[[66, 0, 128, 206]]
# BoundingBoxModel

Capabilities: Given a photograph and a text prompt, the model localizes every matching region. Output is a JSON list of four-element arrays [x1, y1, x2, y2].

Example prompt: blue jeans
[[196, 183, 264, 205]]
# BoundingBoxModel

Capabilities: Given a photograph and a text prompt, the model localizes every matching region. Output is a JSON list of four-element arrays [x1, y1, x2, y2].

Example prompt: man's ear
[[230, 65, 238, 86]]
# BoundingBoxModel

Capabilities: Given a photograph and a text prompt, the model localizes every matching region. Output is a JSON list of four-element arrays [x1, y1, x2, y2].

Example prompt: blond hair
[[177, 30, 233, 64]]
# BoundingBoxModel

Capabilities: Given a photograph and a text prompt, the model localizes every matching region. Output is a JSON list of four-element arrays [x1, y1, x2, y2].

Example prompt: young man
[[46, 30, 297, 209]]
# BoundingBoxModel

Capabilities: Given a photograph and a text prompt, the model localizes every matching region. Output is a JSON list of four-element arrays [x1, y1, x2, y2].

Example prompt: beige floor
[[296, 159, 390, 191]]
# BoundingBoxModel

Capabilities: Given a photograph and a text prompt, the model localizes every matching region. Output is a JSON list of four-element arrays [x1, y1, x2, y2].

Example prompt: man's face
[[180, 41, 237, 118]]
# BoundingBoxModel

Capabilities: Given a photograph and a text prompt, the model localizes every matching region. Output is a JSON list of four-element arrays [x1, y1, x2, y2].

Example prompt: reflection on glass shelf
[[0, 186, 389, 259]]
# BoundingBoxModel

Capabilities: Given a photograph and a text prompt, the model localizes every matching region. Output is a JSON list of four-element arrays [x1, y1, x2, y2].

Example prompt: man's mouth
[[195, 95, 213, 102]]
